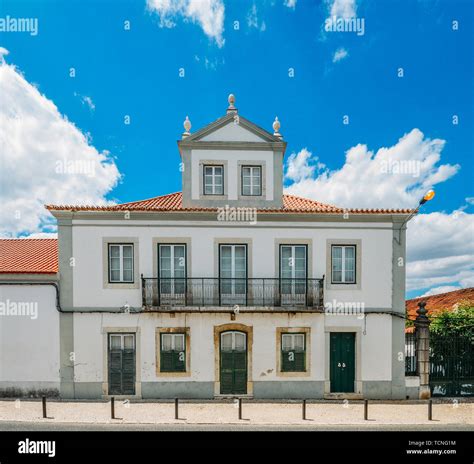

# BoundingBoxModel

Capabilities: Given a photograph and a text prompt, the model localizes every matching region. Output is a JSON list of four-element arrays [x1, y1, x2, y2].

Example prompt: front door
[[330, 332, 355, 393], [220, 331, 247, 394], [108, 333, 136, 395]]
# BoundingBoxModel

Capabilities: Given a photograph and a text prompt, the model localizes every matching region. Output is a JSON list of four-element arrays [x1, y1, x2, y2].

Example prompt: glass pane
[[214, 184, 223, 195], [162, 334, 172, 351], [110, 269, 120, 282], [110, 256, 121, 271], [243, 167, 251, 176], [282, 334, 292, 351], [234, 333, 246, 351], [332, 270, 342, 282], [345, 246, 355, 259], [110, 245, 120, 258], [124, 335, 134, 349], [174, 334, 185, 351], [242, 184, 251, 195], [123, 269, 133, 282], [221, 333, 232, 351], [123, 257, 133, 271], [204, 167, 213, 176], [332, 246, 342, 260], [160, 245, 171, 258], [294, 334, 305, 351], [345, 270, 355, 283], [110, 335, 121, 349], [235, 246, 246, 259], [122, 245, 133, 258]]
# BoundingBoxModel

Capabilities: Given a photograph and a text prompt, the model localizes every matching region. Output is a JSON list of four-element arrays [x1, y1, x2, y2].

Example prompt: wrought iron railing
[[141, 276, 324, 308]]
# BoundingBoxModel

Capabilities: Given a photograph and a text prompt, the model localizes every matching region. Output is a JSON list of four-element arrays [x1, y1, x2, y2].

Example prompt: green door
[[108, 333, 136, 395], [220, 331, 247, 394], [330, 332, 355, 393]]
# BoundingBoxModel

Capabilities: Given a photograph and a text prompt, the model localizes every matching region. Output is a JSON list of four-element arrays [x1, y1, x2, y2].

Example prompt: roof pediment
[[179, 113, 283, 146]]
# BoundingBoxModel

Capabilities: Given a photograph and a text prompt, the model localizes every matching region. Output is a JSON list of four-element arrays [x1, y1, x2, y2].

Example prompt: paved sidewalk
[[0, 400, 472, 426]]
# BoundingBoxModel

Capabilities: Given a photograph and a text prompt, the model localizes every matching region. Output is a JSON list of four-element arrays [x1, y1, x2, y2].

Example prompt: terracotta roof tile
[[405, 287, 474, 321], [46, 192, 412, 214], [0, 239, 58, 274]]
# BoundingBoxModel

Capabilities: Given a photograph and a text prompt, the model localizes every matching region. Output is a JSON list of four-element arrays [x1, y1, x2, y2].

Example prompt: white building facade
[[2, 95, 414, 400]]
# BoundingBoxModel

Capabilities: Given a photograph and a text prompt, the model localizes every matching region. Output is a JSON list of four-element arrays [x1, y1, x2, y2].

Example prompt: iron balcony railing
[[141, 276, 325, 309]]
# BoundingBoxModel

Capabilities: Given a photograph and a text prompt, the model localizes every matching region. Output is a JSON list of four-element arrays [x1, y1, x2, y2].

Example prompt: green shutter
[[220, 352, 234, 394], [281, 333, 306, 372], [109, 350, 123, 394], [160, 351, 175, 372], [122, 349, 136, 394], [173, 350, 186, 372], [233, 352, 247, 394]]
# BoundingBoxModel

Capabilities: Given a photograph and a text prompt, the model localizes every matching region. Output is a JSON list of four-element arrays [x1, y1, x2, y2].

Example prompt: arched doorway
[[220, 331, 247, 394]]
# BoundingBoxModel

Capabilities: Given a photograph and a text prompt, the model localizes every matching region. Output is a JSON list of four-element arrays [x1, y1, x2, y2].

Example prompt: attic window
[[204, 165, 224, 195], [242, 166, 262, 196]]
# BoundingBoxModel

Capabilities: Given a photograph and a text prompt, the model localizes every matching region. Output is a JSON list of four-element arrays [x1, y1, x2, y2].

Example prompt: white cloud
[[332, 47, 348, 62], [283, 130, 471, 294], [0, 56, 121, 237], [284, 128, 460, 209], [419, 286, 462, 298], [74, 92, 95, 111], [326, 0, 357, 18], [247, 3, 266, 32], [147, 0, 225, 47], [284, 0, 297, 9], [406, 210, 474, 292]]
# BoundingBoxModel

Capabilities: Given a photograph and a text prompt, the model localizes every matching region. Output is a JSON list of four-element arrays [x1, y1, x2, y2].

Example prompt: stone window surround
[[325, 239, 362, 290], [199, 160, 229, 200], [102, 237, 140, 289], [276, 327, 311, 378], [155, 327, 191, 377], [237, 160, 266, 200], [101, 326, 142, 399]]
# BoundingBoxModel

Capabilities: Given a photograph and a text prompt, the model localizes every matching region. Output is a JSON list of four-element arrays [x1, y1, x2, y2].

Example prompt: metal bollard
[[175, 398, 179, 420], [42, 396, 47, 419], [364, 399, 368, 420], [238, 398, 242, 420], [428, 399, 432, 421], [111, 397, 115, 419], [302, 399, 307, 420]]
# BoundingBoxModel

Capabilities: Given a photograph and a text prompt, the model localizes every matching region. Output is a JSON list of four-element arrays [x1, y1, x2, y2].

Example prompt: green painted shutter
[[233, 352, 247, 394], [109, 350, 123, 394], [173, 350, 186, 372], [220, 352, 234, 394], [161, 351, 175, 372], [122, 349, 136, 395]]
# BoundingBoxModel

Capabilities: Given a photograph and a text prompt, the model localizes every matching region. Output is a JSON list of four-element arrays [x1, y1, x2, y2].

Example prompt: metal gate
[[430, 335, 474, 397]]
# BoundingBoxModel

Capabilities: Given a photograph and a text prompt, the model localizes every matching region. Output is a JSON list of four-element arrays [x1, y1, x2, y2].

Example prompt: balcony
[[141, 277, 325, 310]]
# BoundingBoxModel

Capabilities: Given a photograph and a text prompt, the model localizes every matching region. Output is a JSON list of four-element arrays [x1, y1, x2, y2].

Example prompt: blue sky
[[0, 0, 473, 298]]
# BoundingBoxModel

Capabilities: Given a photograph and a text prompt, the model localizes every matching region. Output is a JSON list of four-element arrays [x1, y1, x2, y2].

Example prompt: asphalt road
[[0, 420, 471, 431]]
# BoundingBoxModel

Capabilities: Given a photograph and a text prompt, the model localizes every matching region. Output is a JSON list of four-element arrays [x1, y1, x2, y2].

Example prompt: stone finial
[[273, 117, 282, 138], [182, 116, 191, 138], [417, 301, 427, 317], [227, 93, 237, 114]]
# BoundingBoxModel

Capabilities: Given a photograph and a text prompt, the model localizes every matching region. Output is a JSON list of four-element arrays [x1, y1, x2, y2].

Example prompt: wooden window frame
[[241, 165, 262, 197], [331, 245, 357, 284], [108, 243, 134, 284], [203, 164, 224, 195]]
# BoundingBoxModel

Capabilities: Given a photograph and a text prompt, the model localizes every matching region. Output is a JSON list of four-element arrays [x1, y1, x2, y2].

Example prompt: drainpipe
[[0, 281, 63, 312]]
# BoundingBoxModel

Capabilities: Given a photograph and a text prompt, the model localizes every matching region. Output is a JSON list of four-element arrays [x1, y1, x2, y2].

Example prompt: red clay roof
[[0, 239, 58, 274], [406, 287, 474, 321], [46, 192, 412, 214]]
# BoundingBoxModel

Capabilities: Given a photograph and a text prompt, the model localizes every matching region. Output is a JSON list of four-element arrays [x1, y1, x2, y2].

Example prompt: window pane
[[345, 270, 355, 283], [214, 184, 223, 195], [282, 334, 292, 351], [332, 246, 342, 260], [110, 335, 121, 349], [332, 270, 342, 282], [110, 269, 120, 282], [204, 167, 213, 176], [123, 269, 133, 282], [123, 257, 133, 271], [242, 185, 251, 195], [235, 333, 246, 351], [243, 167, 251, 176], [160, 246, 171, 258], [122, 245, 133, 258], [162, 334, 172, 351], [345, 246, 355, 259], [110, 245, 120, 258], [204, 184, 213, 195], [124, 335, 134, 349], [174, 334, 185, 352], [110, 257, 121, 271], [294, 334, 305, 351], [221, 333, 232, 351]]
